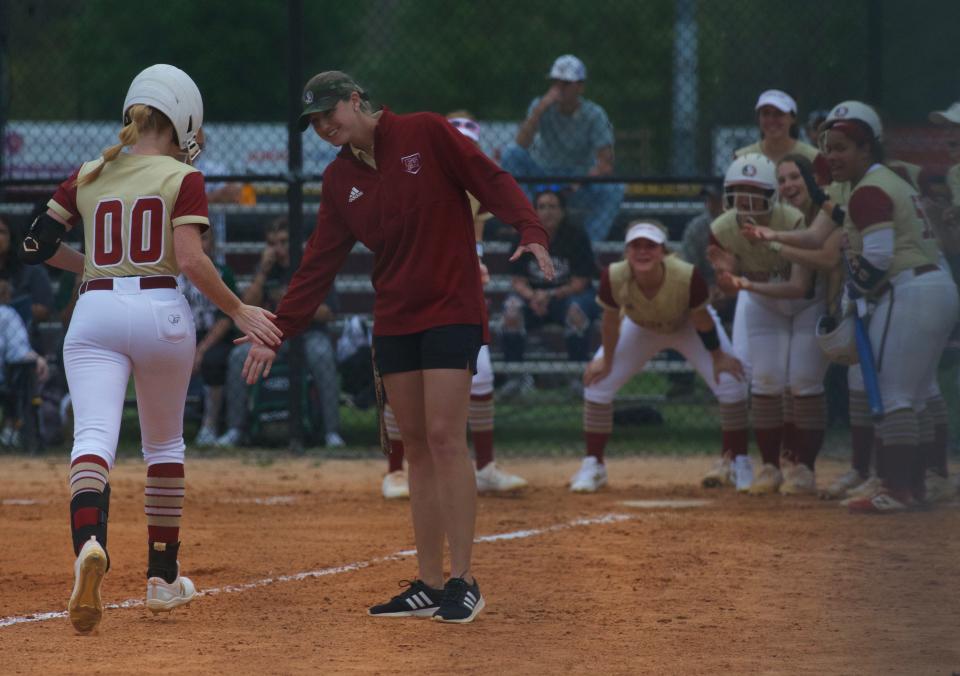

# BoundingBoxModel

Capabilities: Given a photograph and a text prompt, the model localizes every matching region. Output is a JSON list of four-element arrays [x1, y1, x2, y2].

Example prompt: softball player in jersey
[[719, 154, 837, 495], [29, 65, 280, 633], [747, 101, 958, 512], [569, 221, 745, 493], [380, 113, 527, 499], [709, 153, 825, 495]]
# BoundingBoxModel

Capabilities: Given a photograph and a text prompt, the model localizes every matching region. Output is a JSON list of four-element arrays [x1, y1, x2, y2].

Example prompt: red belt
[[78, 276, 178, 295]]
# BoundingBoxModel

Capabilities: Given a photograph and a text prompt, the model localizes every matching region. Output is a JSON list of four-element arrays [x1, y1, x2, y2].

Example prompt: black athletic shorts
[[373, 324, 483, 375]]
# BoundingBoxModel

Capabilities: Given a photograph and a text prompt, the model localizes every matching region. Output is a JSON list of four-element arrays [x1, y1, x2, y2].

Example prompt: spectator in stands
[[500, 54, 624, 242], [180, 227, 239, 447], [0, 279, 49, 447], [670, 182, 727, 396], [216, 218, 344, 448], [680, 184, 725, 291], [500, 189, 598, 393], [0, 216, 55, 325], [735, 89, 830, 184]]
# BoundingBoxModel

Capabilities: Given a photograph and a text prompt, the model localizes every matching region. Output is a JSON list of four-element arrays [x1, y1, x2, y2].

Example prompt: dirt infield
[[1, 455, 959, 675]]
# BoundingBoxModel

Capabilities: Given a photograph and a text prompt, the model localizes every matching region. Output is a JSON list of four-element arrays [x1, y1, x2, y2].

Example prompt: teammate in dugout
[[744, 101, 959, 513], [567, 220, 746, 493], [24, 65, 280, 633], [707, 153, 827, 496], [240, 71, 553, 623], [380, 111, 528, 500], [735, 89, 831, 185]]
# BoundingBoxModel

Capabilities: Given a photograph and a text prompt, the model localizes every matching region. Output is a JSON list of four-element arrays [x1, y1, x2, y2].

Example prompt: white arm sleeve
[[860, 228, 894, 270]]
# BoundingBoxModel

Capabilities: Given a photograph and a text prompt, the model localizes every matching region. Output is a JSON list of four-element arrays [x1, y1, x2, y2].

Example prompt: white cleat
[[701, 458, 734, 488], [820, 468, 866, 500], [381, 470, 410, 500], [780, 463, 816, 496], [68, 536, 108, 633], [924, 471, 954, 504], [146, 565, 196, 615], [839, 476, 882, 507], [733, 455, 754, 493], [748, 464, 783, 495], [476, 462, 528, 493], [569, 456, 608, 493]]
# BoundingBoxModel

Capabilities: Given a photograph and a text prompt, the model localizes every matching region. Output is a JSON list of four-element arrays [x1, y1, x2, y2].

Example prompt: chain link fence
[[1, 0, 958, 456]]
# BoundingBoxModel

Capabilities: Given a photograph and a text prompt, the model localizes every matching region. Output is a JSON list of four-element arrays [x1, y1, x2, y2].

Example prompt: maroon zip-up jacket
[[273, 108, 549, 342]]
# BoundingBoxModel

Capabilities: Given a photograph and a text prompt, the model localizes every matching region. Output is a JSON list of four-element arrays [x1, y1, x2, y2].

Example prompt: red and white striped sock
[[584, 400, 613, 463], [384, 404, 405, 473], [469, 393, 495, 470], [751, 394, 783, 468], [145, 463, 185, 548], [68, 454, 110, 556]]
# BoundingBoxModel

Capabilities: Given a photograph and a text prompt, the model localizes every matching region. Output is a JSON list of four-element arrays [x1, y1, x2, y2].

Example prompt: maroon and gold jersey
[[844, 165, 940, 279], [49, 153, 209, 281], [597, 256, 708, 334], [709, 203, 805, 281]]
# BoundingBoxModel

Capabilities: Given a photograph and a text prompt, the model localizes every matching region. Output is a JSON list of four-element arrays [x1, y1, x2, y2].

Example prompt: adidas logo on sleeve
[[348, 186, 364, 203]]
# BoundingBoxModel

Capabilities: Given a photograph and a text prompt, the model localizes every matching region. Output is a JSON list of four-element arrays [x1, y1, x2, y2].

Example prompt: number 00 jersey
[[48, 153, 209, 281]]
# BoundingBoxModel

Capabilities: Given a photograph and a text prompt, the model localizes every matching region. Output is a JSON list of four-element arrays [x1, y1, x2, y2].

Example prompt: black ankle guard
[[147, 540, 181, 584], [70, 484, 111, 568]]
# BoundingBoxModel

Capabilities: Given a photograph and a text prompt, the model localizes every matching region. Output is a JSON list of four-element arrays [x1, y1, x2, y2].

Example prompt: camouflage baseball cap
[[298, 71, 364, 131]]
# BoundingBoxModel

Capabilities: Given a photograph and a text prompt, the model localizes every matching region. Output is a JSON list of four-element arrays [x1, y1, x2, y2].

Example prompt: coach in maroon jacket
[[241, 71, 553, 623]]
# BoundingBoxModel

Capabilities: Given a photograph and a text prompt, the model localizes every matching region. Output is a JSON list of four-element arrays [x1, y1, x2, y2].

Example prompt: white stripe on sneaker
[[406, 597, 419, 610], [465, 591, 476, 604], [417, 591, 432, 606]]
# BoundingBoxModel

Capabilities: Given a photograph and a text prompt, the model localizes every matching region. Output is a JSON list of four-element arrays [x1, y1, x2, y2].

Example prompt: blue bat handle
[[853, 314, 884, 420]]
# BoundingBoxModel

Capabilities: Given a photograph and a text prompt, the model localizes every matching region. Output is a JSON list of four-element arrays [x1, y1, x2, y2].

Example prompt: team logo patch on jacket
[[401, 153, 422, 175]]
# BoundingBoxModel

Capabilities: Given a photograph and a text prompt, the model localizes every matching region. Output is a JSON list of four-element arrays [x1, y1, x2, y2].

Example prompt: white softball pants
[[64, 279, 195, 468], [584, 306, 746, 405], [851, 268, 958, 413], [739, 290, 828, 397], [471, 345, 494, 397]]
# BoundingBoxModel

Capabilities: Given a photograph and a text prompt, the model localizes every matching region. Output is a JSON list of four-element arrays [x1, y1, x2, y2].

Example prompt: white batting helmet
[[723, 153, 777, 218], [124, 64, 204, 162], [815, 314, 859, 365], [821, 101, 883, 141]]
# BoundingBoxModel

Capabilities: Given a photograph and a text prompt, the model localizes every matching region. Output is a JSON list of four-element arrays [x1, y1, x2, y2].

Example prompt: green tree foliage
[[2, 0, 957, 174]]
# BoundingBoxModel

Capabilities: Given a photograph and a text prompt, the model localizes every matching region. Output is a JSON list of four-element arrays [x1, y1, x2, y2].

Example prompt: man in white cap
[[500, 54, 624, 242]]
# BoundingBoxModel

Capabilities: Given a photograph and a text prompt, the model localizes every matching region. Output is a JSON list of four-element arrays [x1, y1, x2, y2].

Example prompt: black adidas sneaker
[[368, 579, 442, 617], [432, 576, 484, 623]]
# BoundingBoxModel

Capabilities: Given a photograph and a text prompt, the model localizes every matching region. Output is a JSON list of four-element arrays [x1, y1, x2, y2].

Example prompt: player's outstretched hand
[[741, 223, 775, 243], [510, 242, 555, 281], [583, 357, 612, 387], [231, 304, 282, 347], [242, 343, 278, 385], [716, 271, 746, 296], [711, 350, 745, 383]]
